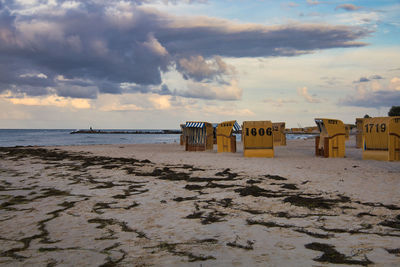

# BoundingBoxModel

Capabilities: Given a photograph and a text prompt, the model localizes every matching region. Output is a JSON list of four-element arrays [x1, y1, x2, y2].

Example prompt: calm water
[[0, 129, 181, 147], [0, 129, 313, 147]]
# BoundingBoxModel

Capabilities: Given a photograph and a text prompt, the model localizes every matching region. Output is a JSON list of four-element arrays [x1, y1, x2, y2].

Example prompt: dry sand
[[0, 138, 399, 266]]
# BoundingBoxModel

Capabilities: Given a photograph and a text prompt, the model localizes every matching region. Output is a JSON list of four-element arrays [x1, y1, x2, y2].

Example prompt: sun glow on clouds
[[2, 92, 91, 109]]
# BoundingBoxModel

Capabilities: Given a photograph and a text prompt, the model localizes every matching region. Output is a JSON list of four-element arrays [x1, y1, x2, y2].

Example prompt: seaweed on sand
[[265, 174, 287, 181], [150, 240, 216, 262], [234, 185, 286, 198], [226, 240, 254, 250], [305, 242, 373, 266], [283, 195, 350, 209], [215, 168, 238, 179]]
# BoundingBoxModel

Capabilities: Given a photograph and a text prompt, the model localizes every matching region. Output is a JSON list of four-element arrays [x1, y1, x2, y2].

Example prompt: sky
[[0, 0, 399, 129]]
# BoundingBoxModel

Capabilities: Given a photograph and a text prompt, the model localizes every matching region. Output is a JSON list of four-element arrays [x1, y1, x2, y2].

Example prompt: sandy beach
[[0, 138, 399, 266]]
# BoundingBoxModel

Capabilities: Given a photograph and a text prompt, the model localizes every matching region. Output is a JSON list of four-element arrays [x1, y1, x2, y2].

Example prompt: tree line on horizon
[[363, 106, 400, 118]]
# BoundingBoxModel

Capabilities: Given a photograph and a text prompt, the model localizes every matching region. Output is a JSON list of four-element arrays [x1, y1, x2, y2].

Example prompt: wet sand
[[0, 138, 399, 266]]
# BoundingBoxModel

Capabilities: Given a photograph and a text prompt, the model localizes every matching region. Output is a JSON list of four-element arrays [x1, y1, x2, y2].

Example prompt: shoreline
[[0, 138, 399, 266]]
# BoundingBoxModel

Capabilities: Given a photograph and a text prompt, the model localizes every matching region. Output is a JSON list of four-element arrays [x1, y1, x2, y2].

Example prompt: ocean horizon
[[0, 129, 314, 147], [0, 129, 181, 147]]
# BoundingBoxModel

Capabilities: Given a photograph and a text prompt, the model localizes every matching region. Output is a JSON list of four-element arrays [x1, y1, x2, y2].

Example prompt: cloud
[[178, 79, 242, 100], [176, 55, 235, 82], [340, 76, 400, 107], [0, 1, 371, 102], [306, 0, 320, 6], [199, 105, 255, 117], [287, 2, 299, 8], [370, 75, 383, 80], [335, 4, 361, 12], [262, 98, 298, 107], [2, 91, 91, 109], [355, 77, 370, 83], [297, 87, 321, 103], [353, 74, 384, 83]]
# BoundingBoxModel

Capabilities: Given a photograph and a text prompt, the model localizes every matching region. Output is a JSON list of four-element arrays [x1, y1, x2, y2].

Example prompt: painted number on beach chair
[[365, 123, 386, 133], [245, 128, 272, 136]]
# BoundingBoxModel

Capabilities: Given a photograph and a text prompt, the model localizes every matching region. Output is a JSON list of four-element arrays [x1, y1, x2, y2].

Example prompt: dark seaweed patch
[[305, 242, 373, 266], [185, 184, 204, 191], [385, 248, 400, 256], [281, 184, 298, 190], [173, 196, 198, 202], [151, 241, 216, 262], [265, 174, 287, 181], [0, 195, 30, 210], [246, 219, 291, 228], [185, 182, 237, 191], [0, 200, 78, 260], [102, 165, 120, 169], [124, 202, 140, 210], [234, 185, 286, 198], [88, 218, 147, 238], [241, 209, 264, 215], [93, 202, 117, 214], [227, 240, 254, 250], [215, 168, 238, 179], [218, 198, 233, 208], [357, 212, 376, 217], [186, 211, 204, 219], [355, 201, 400, 210], [283, 195, 350, 209], [294, 229, 333, 239], [201, 211, 227, 224], [246, 179, 261, 184], [379, 219, 400, 230]]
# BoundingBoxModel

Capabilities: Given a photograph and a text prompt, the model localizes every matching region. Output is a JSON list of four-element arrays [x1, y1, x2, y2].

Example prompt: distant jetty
[[70, 129, 181, 134]]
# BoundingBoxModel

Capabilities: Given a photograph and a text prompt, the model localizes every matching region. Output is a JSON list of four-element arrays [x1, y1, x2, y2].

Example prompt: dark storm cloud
[[158, 23, 369, 58], [340, 90, 400, 108], [0, 0, 371, 100]]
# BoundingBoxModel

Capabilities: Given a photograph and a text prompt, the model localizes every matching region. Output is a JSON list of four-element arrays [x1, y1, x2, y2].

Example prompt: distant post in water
[[185, 121, 214, 151], [355, 118, 364, 148], [362, 117, 400, 161], [272, 122, 286, 146], [315, 118, 346, 158], [217, 120, 240, 153], [243, 121, 274, 157]]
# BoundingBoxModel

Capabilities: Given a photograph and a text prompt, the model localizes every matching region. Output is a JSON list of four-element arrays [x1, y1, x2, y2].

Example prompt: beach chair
[[362, 117, 400, 161], [184, 121, 214, 151], [355, 118, 364, 148], [179, 124, 186, 146], [272, 122, 286, 146], [217, 121, 240, 153], [315, 118, 346, 158], [344, 124, 351, 141], [243, 121, 274, 157]]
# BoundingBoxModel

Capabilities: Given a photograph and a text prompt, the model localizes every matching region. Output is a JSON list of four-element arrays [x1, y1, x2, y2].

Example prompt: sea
[[0, 129, 314, 147]]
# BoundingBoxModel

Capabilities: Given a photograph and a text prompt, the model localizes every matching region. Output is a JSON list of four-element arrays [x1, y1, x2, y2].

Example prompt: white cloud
[[19, 73, 48, 79], [143, 33, 169, 56], [263, 98, 298, 107], [340, 76, 400, 107], [297, 86, 321, 103]]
